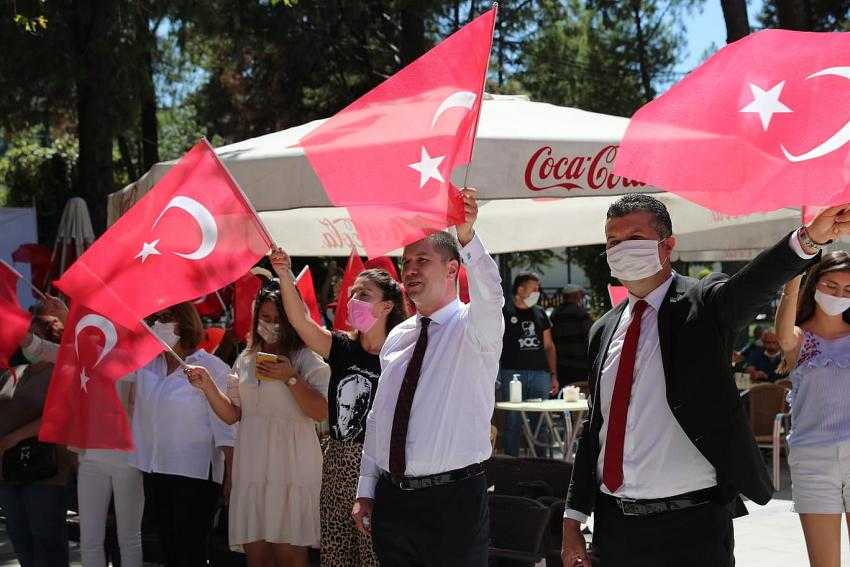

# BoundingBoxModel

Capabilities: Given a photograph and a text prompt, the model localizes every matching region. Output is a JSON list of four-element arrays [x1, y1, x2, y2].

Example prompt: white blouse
[[128, 350, 236, 483]]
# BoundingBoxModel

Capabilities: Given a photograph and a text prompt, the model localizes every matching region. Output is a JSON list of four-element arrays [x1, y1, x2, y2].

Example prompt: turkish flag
[[39, 303, 163, 450], [364, 256, 400, 282], [56, 140, 272, 328], [295, 266, 323, 326], [299, 8, 496, 257], [0, 261, 31, 368], [233, 273, 261, 342], [614, 30, 850, 214], [333, 250, 365, 331], [193, 292, 226, 317]]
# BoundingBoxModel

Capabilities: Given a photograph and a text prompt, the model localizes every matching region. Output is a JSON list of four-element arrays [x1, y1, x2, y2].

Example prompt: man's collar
[[628, 273, 675, 312], [416, 298, 462, 325]]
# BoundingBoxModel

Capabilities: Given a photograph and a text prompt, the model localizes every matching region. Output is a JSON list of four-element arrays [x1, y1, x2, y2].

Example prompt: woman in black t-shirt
[[271, 247, 407, 567]]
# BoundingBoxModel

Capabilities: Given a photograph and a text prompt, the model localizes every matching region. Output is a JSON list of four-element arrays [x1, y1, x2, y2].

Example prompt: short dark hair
[[606, 194, 673, 239], [512, 272, 540, 295], [424, 231, 461, 265]]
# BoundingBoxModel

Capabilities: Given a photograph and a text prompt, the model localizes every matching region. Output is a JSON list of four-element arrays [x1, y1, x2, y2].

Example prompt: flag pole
[[200, 137, 277, 248], [140, 320, 189, 369], [0, 259, 48, 301], [461, 2, 498, 190], [294, 265, 308, 284], [214, 290, 227, 312]]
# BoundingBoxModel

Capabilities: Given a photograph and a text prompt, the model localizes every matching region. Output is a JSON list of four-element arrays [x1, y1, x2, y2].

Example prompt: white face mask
[[151, 321, 180, 348], [606, 239, 664, 282], [814, 289, 850, 317], [257, 320, 281, 344], [523, 291, 541, 307]]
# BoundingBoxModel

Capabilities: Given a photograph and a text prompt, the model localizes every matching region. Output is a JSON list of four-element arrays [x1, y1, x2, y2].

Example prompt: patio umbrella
[[48, 197, 95, 291], [107, 95, 801, 260]]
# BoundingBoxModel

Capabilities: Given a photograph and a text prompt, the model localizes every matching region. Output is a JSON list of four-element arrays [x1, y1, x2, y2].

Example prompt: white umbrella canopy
[[107, 95, 796, 259]]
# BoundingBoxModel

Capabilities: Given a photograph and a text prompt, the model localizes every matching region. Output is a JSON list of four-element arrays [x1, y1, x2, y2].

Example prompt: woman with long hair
[[776, 251, 850, 567], [187, 282, 330, 567], [269, 247, 407, 567]]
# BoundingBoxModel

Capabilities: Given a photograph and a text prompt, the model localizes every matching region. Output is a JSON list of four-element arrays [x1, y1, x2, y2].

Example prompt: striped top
[[788, 330, 850, 447]]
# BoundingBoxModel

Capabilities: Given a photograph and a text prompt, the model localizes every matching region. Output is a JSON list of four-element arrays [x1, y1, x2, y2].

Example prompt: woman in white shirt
[[187, 284, 330, 567], [128, 302, 236, 567]]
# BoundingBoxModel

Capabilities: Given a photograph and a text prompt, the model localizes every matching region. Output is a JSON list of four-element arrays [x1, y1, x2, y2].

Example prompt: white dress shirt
[[128, 350, 236, 483], [356, 233, 504, 499], [565, 232, 816, 523]]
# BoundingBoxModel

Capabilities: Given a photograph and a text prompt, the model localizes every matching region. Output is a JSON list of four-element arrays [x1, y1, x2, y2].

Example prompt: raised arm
[[185, 365, 242, 425], [456, 188, 504, 351], [270, 247, 333, 359], [776, 275, 804, 361]]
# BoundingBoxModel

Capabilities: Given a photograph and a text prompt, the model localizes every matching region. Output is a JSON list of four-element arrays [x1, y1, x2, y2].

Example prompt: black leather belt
[[601, 486, 717, 516], [380, 463, 484, 491]]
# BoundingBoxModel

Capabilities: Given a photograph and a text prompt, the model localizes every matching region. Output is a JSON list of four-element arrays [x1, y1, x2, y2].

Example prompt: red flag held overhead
[[300, 7, 496, 257], [295, 266, 324, 326], [614, 30, 850, 214], [56, 140, 272, 328], [333, 250, 366, 331]]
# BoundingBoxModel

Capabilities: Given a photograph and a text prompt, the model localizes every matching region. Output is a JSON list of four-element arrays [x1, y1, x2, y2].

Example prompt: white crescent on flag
[[782, 67, 850, 162], [74, 314, 118, 392], [151, 196, 219, 260]]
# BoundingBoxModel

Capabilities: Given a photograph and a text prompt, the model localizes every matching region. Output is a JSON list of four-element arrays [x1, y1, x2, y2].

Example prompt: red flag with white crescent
[[39, 303, 163, 450], [614, 30, 850, 214], [299, 8, 496, 257], [56, 140, 272, 328]]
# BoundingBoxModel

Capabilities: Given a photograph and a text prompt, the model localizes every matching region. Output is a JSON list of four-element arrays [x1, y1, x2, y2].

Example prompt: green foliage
[[0, 127, 79, 243], [567, 245, 611, 317]]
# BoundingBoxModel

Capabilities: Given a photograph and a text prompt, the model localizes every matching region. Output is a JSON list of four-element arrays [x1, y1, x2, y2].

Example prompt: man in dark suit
[[561, 194, 850, 566]]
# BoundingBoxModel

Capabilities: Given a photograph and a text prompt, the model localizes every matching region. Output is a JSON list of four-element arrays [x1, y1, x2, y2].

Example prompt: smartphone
[[255, 352, 279, 381]]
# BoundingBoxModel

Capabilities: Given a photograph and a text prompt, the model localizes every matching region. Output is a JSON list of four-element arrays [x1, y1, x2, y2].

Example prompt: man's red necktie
[[602, 299, 648, 493]]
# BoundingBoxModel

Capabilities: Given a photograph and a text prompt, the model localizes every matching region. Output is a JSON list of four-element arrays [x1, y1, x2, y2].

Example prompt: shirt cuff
[[563, 507, 589, 524], [459, 232, 487, 265], [356, 474, 378, 499], [789, 230, 818, 259]]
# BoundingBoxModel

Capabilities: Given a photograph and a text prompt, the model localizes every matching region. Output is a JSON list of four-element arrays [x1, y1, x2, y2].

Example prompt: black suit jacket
[[566, 234, 816, 518]]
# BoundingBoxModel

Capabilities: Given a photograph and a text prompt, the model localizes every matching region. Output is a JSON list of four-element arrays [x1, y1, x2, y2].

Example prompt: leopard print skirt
[[320, 438, 379, 567]]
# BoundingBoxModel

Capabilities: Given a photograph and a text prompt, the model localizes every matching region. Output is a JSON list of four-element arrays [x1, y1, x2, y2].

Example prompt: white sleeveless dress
[[227, 348, 330, 549]]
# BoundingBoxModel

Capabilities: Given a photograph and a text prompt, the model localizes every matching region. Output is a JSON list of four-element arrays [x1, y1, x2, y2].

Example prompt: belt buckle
[[396, 477, 416, 491], [619, 498, 641, 516]]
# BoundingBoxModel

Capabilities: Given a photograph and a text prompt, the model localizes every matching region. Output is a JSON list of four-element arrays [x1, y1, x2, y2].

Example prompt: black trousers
[[144, 472, 220, 567], [590, 492, 734, 567], [372, 473, 489, 567]]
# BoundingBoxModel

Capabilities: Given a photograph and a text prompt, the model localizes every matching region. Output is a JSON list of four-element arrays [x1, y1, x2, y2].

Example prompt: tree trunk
[[720, 0, 750, 43], [775, 0, 810, 30], [399, 4, 427, 66], [72, 0, 118, 233], [630, 0, 654, 102], [137, 6, 159, 171]]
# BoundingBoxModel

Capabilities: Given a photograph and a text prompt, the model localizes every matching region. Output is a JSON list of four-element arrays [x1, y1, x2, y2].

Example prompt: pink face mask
[[347, 298, 379, 333]]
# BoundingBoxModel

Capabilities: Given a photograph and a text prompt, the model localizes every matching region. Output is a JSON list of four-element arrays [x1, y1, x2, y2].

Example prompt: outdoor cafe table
[[495, 399, 590, 461]]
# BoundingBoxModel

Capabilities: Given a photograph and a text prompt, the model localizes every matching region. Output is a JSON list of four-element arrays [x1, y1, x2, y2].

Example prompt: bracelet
[[798, 227, 828, 253]]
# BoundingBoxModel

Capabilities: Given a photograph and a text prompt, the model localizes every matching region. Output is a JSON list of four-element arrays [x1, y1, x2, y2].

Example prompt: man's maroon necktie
[[389, 317, 431, 477], [602, 300, 648, 493]]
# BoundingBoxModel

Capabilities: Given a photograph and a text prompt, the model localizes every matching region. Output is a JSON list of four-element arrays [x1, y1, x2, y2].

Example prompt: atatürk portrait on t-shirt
[[332, 371, 374, 441]]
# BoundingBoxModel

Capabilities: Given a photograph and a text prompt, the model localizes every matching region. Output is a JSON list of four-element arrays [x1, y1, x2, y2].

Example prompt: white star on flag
[[80, 368, 90, 392], [408, 146, 445, 188], [739, 81, 793, 131], [135, 240, 161, 263]]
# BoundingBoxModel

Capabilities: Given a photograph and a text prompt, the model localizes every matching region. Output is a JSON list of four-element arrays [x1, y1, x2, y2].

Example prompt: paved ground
[[2, 459, 848, 566]]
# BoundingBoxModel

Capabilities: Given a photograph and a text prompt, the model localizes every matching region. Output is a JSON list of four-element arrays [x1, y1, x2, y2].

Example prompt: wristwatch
[[798, 226, 831, 254], [286, 376, 298, 387]]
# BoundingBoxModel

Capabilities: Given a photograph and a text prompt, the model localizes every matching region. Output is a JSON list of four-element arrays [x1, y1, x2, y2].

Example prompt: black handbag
[[1, 437, 58, 483]]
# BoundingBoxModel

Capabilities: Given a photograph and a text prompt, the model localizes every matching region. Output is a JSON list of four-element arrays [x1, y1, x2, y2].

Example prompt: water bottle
[[509, 374, 523, 403]]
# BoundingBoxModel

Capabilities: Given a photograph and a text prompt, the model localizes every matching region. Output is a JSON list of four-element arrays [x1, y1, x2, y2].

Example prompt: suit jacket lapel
[[593, 301, 628, 398], [658, 274, 688, 402]]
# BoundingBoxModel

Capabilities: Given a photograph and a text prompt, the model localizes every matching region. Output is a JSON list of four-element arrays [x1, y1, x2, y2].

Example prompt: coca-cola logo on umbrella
[[524, 144, 646, 192]]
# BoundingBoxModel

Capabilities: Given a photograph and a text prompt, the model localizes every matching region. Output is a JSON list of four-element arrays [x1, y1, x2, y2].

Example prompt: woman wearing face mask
[[186, 283, 330, 567], [127, 302, 236, 567], [776, 251, 850, 567], [268, 246, 407, 567], [499, 271, 559, 457]]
